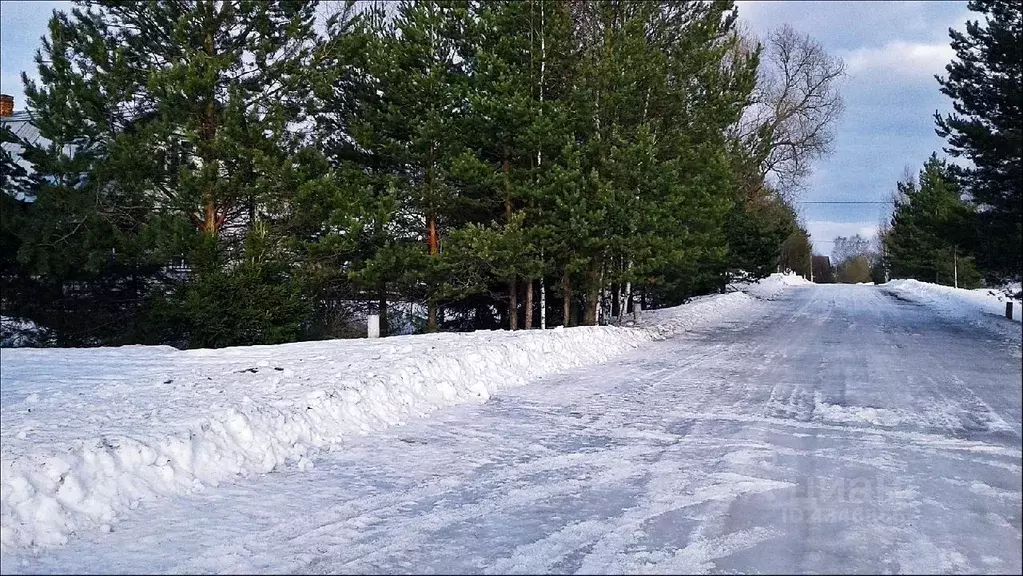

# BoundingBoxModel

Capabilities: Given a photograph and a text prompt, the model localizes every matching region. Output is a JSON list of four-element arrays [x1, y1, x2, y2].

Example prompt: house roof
[[1, 111, 40, 141], [2, 111, 48, 202]]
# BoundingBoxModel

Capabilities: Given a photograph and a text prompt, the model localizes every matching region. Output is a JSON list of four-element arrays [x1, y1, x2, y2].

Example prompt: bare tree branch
[[731, 24, 846, 198]]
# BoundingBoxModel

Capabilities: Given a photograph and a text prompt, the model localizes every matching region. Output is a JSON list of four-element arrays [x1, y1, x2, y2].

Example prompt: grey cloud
[[737, 0, 970, 254], [737, 1, 968, 50]]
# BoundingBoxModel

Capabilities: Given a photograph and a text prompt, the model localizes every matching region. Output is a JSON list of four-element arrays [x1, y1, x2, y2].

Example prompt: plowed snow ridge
[[0, 274, 806, 549]]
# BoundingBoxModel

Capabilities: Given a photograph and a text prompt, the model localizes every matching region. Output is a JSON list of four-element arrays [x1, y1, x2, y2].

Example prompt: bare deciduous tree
[[833, 234, 873, 265], [732, 24, 846, 197], [833, 233, 878, 283]]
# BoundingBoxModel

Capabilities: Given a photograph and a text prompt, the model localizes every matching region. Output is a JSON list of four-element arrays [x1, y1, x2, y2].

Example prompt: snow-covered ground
[[881, 279, 1022, 342], [0, 274, 805, 551], [2, 282, 1019, 574]]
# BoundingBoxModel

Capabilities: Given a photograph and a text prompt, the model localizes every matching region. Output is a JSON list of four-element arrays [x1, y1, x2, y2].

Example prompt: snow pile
[[729, 272, 812, 301], [0, 287, 785, 550], [881, 279, 1022, 341], [0, 317, 52, 348], [994, 281, 1022, 299]]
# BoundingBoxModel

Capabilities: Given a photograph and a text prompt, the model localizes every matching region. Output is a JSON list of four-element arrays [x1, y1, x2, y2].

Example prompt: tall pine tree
[[935, 0, 1022, 283]]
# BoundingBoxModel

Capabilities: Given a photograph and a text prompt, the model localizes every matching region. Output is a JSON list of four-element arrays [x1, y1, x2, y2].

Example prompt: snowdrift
[[0, 317, 51, 348], [733, 271, 812, 300], [0, 274, 804, 549], [881, 279, 1022, 341]]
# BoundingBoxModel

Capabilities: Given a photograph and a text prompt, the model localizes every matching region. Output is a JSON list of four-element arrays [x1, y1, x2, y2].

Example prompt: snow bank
[[995, 281, 1022, 299], [728, 271, 812, 301], [881, 279, 1022, 341], [0, 285, 791, 550], [0, 317, 52, 348]]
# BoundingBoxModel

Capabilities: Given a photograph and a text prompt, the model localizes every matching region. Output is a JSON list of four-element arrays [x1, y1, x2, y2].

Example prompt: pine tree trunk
[[524, 278, 534, 329], [537, 5, 546, 331], [583, 264, 600, 326], [583, 295, 597, 326], [427, 213, 439, 257], [503, 148, 517, 331], [378, 281, 388, 338], [426, 129, 439, 332], [426, 212, 438, 333], [953, 246, 958, 288], [508, 277, 518, 330], [201, 15, 219, 238], [562, 266, 572, 328], [203, 192, 217, 237]]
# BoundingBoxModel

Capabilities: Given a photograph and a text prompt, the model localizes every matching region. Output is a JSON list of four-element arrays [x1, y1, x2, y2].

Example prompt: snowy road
[[5, 284, 1022, 574]]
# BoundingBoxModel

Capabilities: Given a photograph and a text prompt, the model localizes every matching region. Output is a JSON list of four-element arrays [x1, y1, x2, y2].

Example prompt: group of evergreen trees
[[1, 0, 817, 348], [882, 0, 1020, 291], [884, 155, 982, 288]]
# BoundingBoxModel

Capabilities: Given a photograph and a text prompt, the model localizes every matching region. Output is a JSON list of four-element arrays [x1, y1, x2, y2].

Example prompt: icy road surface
[[5, 284, 1022, 574]]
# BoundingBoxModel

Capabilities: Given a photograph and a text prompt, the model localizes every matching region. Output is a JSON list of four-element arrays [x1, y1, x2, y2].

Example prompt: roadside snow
[[0, 276, 801, 550], [0, 317, 52, 348], [728, 271, 812, 301], [4, 282, 1018, 574], [881, 279, 1022, 342]]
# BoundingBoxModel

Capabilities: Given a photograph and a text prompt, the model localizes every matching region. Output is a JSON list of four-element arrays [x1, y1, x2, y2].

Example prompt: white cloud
[[806, 221, 879, 257], [843, 41, 954, 80]]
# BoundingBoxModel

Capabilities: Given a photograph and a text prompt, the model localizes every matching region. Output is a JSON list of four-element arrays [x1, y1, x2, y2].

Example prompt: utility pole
[[809, 253, 814, 283]]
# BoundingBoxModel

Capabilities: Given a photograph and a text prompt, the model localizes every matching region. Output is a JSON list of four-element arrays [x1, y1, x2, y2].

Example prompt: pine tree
[[443, 0, 543, 330], [352, 0, 473, 333], [779, 227, 813, 278], [935, 0, 1022, 283], [723, 193, 799, 282], [886, 154, 981, 288], [297, 1, 393, 337], [16, 0, 321, 346]]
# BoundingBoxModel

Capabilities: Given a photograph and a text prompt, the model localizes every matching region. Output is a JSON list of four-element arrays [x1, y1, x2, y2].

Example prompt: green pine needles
[[2, 0, 845, 347]]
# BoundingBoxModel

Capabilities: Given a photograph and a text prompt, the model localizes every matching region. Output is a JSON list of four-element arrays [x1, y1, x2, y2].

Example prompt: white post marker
[[367, 314, 380, 338]]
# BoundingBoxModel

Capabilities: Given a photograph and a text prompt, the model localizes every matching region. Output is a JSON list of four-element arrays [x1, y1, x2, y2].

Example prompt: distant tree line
[[0, 0, 843, 348]]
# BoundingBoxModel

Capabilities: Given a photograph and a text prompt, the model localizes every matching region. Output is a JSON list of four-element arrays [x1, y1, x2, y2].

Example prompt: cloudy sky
[[1, 1, 972, 256], [735, 0, 970, 255]]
